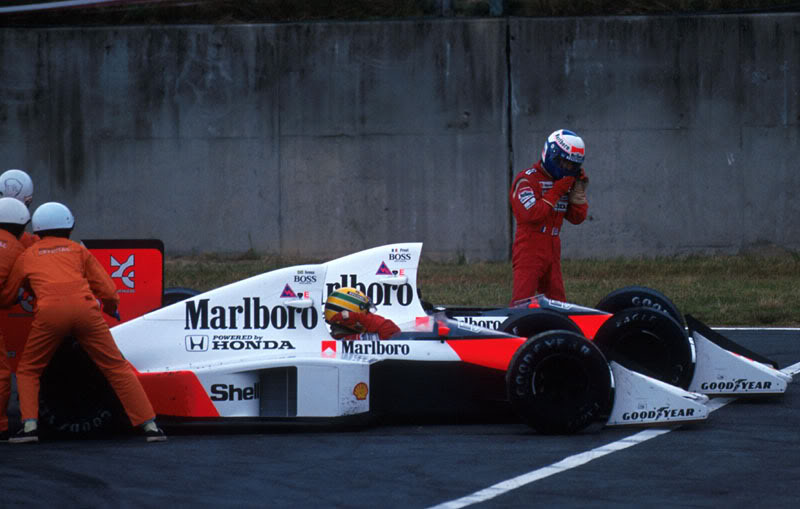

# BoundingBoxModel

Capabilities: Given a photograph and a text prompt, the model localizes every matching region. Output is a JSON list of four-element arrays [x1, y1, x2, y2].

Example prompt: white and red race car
[[12, 242, 791, 436]]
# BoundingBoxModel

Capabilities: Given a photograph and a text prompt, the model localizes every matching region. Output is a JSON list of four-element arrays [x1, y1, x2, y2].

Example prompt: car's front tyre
[[506, 330, 614, 434], [592, 307, 695, 389]]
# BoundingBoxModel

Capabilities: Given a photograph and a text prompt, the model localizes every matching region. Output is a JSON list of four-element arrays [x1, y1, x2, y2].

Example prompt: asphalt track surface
[[3, 330, 799, 508]]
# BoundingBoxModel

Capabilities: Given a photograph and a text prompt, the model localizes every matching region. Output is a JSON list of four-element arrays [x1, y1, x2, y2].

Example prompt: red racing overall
[[510, 161, 588, 302]]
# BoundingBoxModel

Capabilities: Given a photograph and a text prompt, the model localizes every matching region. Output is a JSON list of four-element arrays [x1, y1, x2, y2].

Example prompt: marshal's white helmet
[[0, 169, 34, 208], [32, 202, 74, 233], [0, 197, 31, 225]]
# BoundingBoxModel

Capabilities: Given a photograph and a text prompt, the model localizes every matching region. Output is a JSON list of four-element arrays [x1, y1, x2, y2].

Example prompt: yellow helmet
[[324, 287, 373, 324]]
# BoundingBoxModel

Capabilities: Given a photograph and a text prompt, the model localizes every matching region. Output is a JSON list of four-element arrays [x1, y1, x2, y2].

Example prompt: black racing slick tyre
[[506, 330, 614, 435], [500, 309, 582, 338], [592, 307, 695, 390], [595, 286, 684, 326], [38, 338, 129, 437], [162, 286, 200, 307]]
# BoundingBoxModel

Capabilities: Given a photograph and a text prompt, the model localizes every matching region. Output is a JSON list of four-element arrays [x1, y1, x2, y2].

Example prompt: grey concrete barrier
[[0, 14, 797, 260]]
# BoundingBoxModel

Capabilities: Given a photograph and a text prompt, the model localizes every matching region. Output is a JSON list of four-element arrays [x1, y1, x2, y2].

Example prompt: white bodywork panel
[[607, 362, 709, 427], [110, 243, 459, 418], [688, 331, 792, 395]]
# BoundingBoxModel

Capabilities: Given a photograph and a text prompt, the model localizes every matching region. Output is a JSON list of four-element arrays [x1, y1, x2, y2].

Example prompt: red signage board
[[0, 239, 164, 371]]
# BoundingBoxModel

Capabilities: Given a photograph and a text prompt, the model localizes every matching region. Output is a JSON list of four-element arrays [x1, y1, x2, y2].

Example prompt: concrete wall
[[0, 14, 797, 260], [510, 15, 800, 258]]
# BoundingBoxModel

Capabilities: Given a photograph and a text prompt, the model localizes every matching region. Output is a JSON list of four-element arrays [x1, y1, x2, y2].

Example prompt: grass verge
[[166, 251, 800, 327]]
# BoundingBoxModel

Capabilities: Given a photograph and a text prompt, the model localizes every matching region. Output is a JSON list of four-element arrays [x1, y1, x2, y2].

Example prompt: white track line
[[713, 327, 800, 331], [428, 363, 798, 509]]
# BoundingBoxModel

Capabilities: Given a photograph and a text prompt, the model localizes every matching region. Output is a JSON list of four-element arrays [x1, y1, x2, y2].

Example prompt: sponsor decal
[[544, 297, 573, 311], [184, 298, 318, 330], [210, 382, 261, 401], [321, 340, 337, 358], [376, 262, 394, 275], [621, 406, 696, 421], [17, 287, 34, 313], [519, 188, 536, 210], [2, 178, 24, 198], [389, 248, 412, 262], [326, 275, 413, 307], [186, 333, 295, 351], [454, 316, 505, 331], [185, 335, 209, 351], [342, 341, 410, 356], [280, 284, 297, 298], [700, 379, 773, 392], [38, 246, 70, 255], [554, 132, 584, 156], [353, 382, 369, 400], [211, 335, 295, 351], [110, 254, 135, 289], [293, 270, 317, 284]]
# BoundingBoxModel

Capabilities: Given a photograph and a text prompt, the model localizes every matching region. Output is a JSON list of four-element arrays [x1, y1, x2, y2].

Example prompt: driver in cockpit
[[324, 287, 400, 340]]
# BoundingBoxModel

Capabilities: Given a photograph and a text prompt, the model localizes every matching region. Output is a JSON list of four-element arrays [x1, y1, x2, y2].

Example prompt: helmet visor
[[556, 156, 582, 176]]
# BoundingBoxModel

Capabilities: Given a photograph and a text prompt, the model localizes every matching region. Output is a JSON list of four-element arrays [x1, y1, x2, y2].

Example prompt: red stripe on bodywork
[[571, 313, 612, 340], [137, 370, 220, 417], [446, 338, 526, 371]]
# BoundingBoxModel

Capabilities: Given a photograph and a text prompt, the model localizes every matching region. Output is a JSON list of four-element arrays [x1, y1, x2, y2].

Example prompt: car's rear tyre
[[38, 338, 130, 437], [500, 309, 582, 338], [592, 307, 695, 389], [595, 286, 684, 326], [506, 330, 614, 434], [162, 287, 200, 307]]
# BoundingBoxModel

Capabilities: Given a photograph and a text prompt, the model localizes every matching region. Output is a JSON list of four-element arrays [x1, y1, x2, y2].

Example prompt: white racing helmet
[[0, 197, 31, 225], [0, 169, 34, 207], [32, 202, 74, 233]]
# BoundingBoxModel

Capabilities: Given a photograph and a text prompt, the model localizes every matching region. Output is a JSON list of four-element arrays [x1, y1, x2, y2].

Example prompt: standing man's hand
[[569, 169, 588, 204], [543, 176, 575, 208]]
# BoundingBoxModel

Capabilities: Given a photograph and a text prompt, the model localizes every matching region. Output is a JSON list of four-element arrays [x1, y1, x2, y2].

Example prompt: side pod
[[606, 362, 709, 427], [686, 315, 792, 396]]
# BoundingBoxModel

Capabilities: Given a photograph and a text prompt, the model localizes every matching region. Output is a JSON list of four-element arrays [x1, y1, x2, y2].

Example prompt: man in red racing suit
[[510, 129, 589, 303]]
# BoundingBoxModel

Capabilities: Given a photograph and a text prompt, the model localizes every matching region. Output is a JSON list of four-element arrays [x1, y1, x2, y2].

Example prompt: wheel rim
[[612, 329, 684, 385], [531, 354, 590, 403]]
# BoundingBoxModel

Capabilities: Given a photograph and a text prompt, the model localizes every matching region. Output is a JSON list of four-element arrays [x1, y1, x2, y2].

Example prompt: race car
[[322, 243, 790, 398], [27, 242, 790, 437]]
